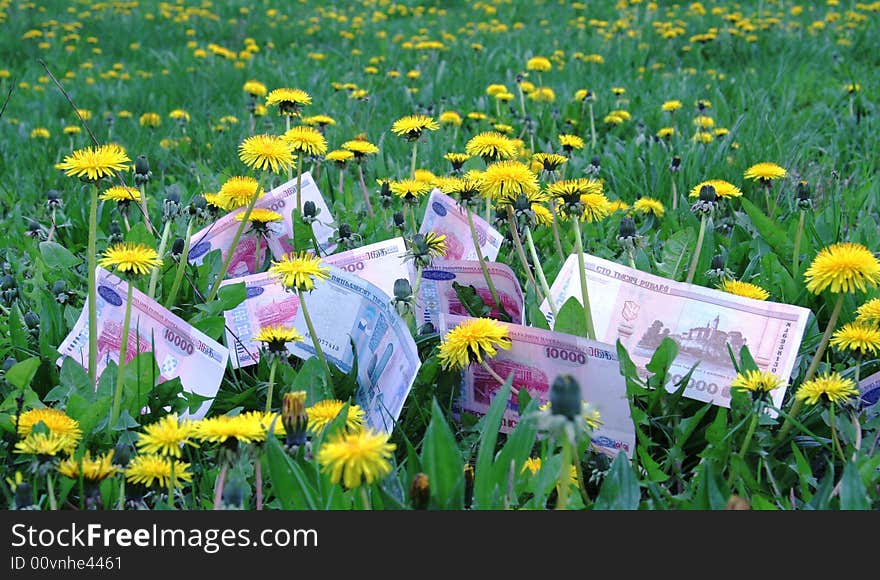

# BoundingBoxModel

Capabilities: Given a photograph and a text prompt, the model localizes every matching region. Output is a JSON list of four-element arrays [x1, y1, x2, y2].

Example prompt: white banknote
[[439, 313, 634, 458], [859, 370, 880, 408], [541, 253, 811, 410], [324, 237, 412, 300], [56, 268, 229, 419], [221, 265, 420, 432], [188, 172, 337, 278], [417, 259, 524, 331], [418, 189, 504, 262]]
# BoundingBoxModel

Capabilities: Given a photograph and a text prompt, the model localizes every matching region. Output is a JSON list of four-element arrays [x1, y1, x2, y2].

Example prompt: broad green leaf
[[217, 282, 246, 311], [192, 315, 225, 340], [421, 399, 464, 509], [554, 296, 588, 338], [637, 447, 670, 483], [4, 357, 41, 390], [264, 435, 317, 510], [595, 453, 641, 510], [39, 241, 81, 269], [124, 222, 156, 248], [473, 374, 512, 509], [740, 197, 793, 259], [655, 228, 695, 281], [839, 461, 869, 510]]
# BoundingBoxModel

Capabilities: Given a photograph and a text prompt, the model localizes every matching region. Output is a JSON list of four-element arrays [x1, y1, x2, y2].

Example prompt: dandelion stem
[[556, 437, 572, 511], [255, 459, 264, 511], [780, 293, 845, 438], [118, 477, 125, 510], [480, 360, 518, 397], [47, 207, 57, 243], [588, 102, 597, 150], [88, 184, 99, 384], [285, 116, 292, 181], [164, 219, 194, 309], [148, 220, 172, 300], [138, 183, 153, 233], [671, 177, 678, 212], [829, 403, 847, 464], [549, 199, 566, 260], [729, 412, 759, 486], [337, 169, 345, 198], [297, 289, 335, 396], [409, 140, 419, 180], [571, 217, 596, 340], [46, 472, 57, 511], [484, 196, 492, 223], [109, 282, 134, 432], [296, 156, 304, 215], [506, 206, 540, 298], [357, 164, 375, 217], [207, 177, 265, 302], [360, 486, 372, 510], [406, 204, 419, 236], [524, 226, 556, 318], [685, 214, 707, 285], [168, 460, 175, 510], [792, 210, 805, 275], [265, 358, 278, 413], [466, 207, 504, 315], [213, 464, 228, 510]]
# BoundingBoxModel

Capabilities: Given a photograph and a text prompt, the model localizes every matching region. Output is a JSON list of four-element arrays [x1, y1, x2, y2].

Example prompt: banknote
[[540, 253, 812, 410], [56, 268, 229, 419], [324, 237, 412, 300], [439, 313, 634, 458], [221, 265, 420, 433], [859, 370, 880, 408], [418, 189, 504, 262], [417, 259, 524, 331], [188, 171, 337, 278]]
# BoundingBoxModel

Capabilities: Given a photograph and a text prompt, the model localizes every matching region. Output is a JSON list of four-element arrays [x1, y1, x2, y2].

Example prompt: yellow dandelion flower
[[632, 197, 665, 218], [439, 111, 462, 126], [414, 168, 436, 183], [239, 134, 296, 174], [528, 87, 556, 102], [307, 400, 366, 434], [136, 413, 199, 458], [217, 176, 263, 210], [444, 152, 470, 170], [437, 317, 512, 370], [98, 243, 162, 277], [657, 127, 676, 139], [479, 160, 539, 202], [718, 279, 770, 301], [15, 433, 77, 456], [302, 114, 336, 127], [18, 408, 82, 440], [390, 179, 432, 202], [341, 139, 379, 158], [661, 100, 683, 112], [325, 150, 354, 165], [688, 179, 742, 199], [730, 369, 784, 394], [30, 127, 50, 139], [558, 134, 585, 152], [254, 324, 303, 354], [57, 143, 130, 182], [533, 153, 568, 173], [465, 131, 518, 162], [577, 193, 612, 223], [125, 455, 192, 488], [608, 200, 630, 212], [195, 414, 266, 444], [486, 84, 509, 97], [100, 185, 140, 203], [804, 243, 880, 295], [283, 126, 328, 157], [317, 428, 396, 489], [266, 87, 312, 116], [243, 80, 267, 97], [744, 162, 786, 182], [830, 322, 880, 355], [269, 251, 331, 292], [391, 114, 439, 141], [522, 457, 542, 475], [526, 56, 552, 72], [58, 451, 120, 482], [533, 204, 554, 226], [856, 298, 880, 324], [139, 112, 161, 127], [169, 109, 190, 123], [235, 207, 283, 225], [795, 372, 858, 406]]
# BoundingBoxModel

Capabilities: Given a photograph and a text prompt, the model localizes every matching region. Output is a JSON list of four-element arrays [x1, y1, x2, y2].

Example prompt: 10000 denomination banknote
[[188, 172, 336, 278], [417, 259, 524, 331], [419, 189, 504, 262], [324, 237, 412, 300], [222, 266, 420, 432], [440, 314, 635, 458], [541, 253, 811, 410], [57, 268, 229, 419]]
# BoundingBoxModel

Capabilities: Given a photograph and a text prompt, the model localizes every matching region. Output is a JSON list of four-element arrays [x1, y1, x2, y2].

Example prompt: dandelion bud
[[303, 200, 318, 220], [726, 495, 751, 510], [393, 278, 413, 301], [221, 471, 246, 510], [52, 280, 71, 304], [108, 221, 123, 244], [583, 89, 594, 102], [13, 479, 33, 510], [796, 180, 812, 210], [699, 184, 717, 202], [26, 219, 42, 238], [188, 194, 207, 219], [410, 473, 430, 510], [163, 189, 181, 221], [112, 440, 132, 468], [463, 464, 475, 509], [618, 216, 636, 240], [282, 391, 308, 448], [550, 374, 582, 421], [135, 154, 150, 176], [393, 211, 406, 229], [379, 180, 392, 199], [670, 155, 681, 172], [171, 237, 185, 259], [0, 274, 14, 292], [24, 311, 39, 330], [46, 189, 63, 210], [338, 223, 352, 240]]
